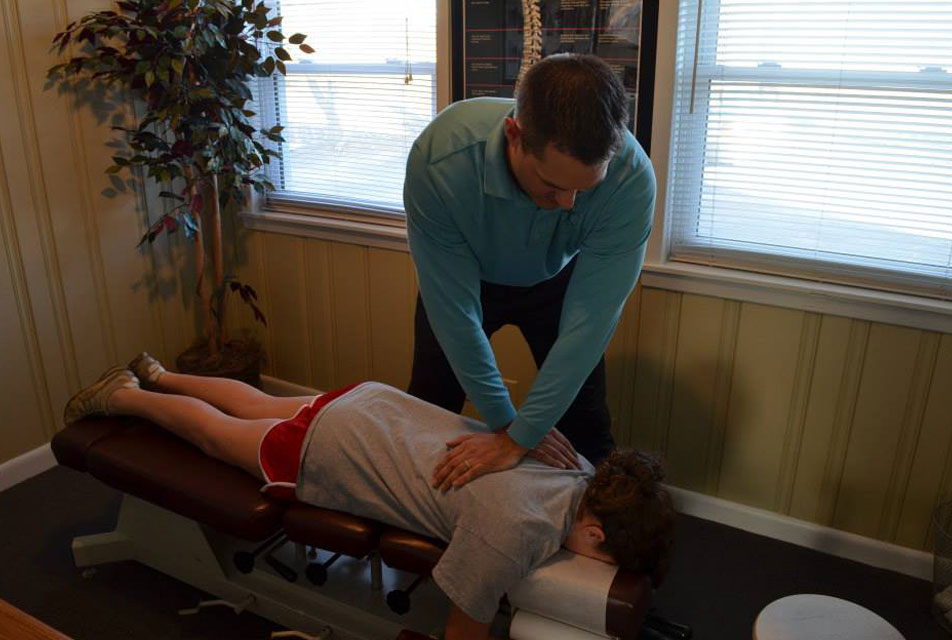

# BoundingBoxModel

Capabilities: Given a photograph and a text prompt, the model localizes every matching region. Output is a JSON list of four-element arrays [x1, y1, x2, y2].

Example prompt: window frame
[[241, 0, 451, 249], [642, 0, 952, 333]]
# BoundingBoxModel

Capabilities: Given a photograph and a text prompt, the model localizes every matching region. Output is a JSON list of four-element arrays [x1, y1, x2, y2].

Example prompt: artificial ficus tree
[[48, 0, 313, 358]]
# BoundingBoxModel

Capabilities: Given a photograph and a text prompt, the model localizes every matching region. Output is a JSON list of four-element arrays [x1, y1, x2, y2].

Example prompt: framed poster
[[451, 0, 659, 154]]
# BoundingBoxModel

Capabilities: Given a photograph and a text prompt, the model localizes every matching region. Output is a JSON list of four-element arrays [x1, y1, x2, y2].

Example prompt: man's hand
[[526, 427, 582, 470], [432, 432, 528, 491]]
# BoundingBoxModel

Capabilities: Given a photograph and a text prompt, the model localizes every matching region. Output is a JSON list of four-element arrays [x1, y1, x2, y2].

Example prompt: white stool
[[754, 594, 905, 640]]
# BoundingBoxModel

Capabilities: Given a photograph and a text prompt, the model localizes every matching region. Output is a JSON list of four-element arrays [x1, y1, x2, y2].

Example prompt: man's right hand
[[526, 427, 582, 470]]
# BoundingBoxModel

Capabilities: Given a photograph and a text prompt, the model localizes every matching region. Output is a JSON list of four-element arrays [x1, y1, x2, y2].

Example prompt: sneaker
[[63, 366, 139, 425], [128, 352, 166, 388]]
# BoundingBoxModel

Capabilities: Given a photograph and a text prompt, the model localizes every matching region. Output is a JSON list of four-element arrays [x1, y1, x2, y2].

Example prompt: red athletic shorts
[[258, 383, 359, 500]]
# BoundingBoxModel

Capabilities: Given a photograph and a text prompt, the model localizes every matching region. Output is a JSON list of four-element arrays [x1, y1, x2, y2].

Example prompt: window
[[666, 1, 952, 299], [256, 0, 438, 217]]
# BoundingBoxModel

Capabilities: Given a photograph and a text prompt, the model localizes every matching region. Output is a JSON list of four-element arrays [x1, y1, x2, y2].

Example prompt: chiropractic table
[[52, 415, 687, 640]]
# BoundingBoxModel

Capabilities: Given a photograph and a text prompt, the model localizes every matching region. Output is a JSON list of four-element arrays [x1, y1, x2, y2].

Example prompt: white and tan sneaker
[[128, 352, 166, 388], [63, 366, 139, 425]]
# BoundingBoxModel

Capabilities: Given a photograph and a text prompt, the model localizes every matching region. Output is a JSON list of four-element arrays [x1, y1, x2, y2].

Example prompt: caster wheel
[[386, 590, 410, 615], [233, 551, 255, 574], [306, 562, 328, 586]]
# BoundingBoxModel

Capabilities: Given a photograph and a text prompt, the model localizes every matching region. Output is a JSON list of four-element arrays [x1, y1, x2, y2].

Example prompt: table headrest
[[509, 549, 651, 639]]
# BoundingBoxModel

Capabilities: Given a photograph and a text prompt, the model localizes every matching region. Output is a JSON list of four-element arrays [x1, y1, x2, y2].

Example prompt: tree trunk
[[210, 173, 226, 353], [189, 176, 217, 358]]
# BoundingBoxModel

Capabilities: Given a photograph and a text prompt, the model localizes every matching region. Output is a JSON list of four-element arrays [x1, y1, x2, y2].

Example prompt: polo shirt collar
[[483, 109, 523, 201]]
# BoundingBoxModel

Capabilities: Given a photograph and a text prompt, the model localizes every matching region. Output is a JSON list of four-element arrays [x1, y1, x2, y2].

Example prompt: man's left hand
[[431, 432, 528, 492]]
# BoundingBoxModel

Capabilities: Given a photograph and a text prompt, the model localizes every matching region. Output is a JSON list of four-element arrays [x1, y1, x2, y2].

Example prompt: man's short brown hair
[[583, 449, 675, 582], [515, 53, 628, 165]]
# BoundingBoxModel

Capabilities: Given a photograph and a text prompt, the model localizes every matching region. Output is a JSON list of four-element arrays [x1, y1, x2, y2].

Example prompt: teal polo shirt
[[404, 97, 655, 449]]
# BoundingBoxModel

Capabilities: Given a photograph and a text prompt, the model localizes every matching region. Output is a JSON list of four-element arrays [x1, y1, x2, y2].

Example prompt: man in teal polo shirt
[[404, 53, 656, 491]]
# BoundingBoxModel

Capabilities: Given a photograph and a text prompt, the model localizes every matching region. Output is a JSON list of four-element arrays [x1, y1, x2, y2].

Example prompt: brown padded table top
[[53, 418, 384, 552], [54, 417, 285, 542], [50, 415, 136, 473], [379, 527, 446, 576], [283, 502, 380, 559]]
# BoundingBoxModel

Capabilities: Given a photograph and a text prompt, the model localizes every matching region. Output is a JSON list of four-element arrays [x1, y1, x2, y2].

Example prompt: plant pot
[[175, 338, 263, 388]]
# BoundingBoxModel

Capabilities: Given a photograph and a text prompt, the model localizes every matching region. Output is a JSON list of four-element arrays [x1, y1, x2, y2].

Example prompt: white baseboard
[[0, 443, 57, 493], [666, 484, 934, 581]]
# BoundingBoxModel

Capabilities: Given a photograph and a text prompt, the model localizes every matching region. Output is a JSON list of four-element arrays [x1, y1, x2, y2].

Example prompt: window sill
[[641, 261, 952, 333], [240, 207, 409, 253], [240, 208, 952, 333]]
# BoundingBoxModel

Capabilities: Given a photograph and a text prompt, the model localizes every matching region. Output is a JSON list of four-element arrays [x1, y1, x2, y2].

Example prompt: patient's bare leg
[[150, 370, 316, 420], [109, 387, 275, 478]]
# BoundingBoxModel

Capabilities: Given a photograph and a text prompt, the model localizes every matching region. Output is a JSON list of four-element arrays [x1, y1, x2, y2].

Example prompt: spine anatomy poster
[[461, 0, 644, 131]]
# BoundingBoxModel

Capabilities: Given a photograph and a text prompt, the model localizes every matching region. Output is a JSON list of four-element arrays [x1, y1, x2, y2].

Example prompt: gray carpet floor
[[0, 465, 946, 639]]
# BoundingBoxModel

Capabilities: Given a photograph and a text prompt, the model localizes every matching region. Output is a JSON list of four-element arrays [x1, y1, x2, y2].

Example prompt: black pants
[[407, 260, 615, 464]]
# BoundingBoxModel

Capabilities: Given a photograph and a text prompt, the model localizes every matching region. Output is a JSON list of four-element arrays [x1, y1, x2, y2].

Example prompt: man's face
[[504, 117, 609, 211]]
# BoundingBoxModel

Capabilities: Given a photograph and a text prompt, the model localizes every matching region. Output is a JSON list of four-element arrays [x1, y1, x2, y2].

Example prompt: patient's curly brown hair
[[583, 450, 675, 583]]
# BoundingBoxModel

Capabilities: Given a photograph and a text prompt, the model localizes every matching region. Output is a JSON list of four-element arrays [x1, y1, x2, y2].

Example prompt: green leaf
[[299, 43, 314, 54], [171, 58, 184, 75], [288, 33, 306, 45], [266, 30, 283, 42], [262, 57, 275, 75], [275, 60, 286, 75], [274, 47, 290, 62], [106, 165, 123, 174]]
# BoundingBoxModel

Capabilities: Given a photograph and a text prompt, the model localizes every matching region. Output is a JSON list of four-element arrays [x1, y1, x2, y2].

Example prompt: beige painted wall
[[2, 0, 950, 556], [0, 0, 203, 463]]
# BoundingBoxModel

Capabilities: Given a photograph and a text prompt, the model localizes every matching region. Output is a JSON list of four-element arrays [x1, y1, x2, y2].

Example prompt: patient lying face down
[[64, 355, 676, 640]]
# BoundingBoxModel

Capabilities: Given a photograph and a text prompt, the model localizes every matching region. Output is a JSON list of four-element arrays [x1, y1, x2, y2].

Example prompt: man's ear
[[503, 116, 522, 146]]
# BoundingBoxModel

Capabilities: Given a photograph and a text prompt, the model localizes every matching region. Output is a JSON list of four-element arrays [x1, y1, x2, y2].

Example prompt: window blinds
[[257, 0, 437, 216], [667, 0, 952, 298]]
